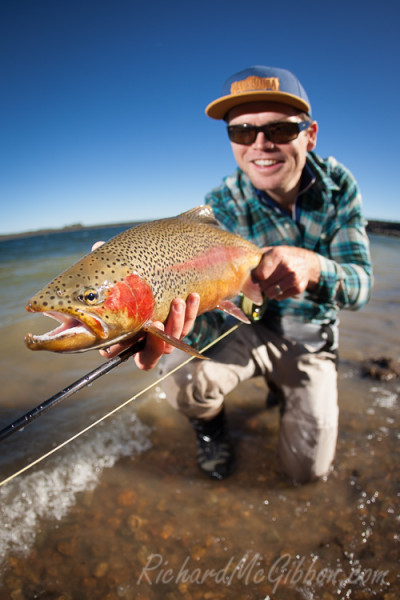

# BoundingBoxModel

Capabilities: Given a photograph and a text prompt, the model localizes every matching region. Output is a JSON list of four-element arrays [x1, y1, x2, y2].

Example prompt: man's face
[[227, 102, 317, 207]]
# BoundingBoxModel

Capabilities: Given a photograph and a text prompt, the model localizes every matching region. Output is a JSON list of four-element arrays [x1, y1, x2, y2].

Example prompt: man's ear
[[306, 121, 318, 151]]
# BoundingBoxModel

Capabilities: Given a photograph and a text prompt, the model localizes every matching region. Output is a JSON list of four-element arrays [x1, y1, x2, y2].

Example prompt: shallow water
[[0, 232, 399, 599]]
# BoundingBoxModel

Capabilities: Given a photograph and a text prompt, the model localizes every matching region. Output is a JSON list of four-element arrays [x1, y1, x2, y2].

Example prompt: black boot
[[266, 391, 279, 409], [190, 408, 235, 480]]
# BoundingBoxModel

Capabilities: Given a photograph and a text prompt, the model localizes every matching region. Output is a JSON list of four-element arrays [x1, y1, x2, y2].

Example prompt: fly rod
[[0, 340, 145, 443], [0, 323, 241, 488]]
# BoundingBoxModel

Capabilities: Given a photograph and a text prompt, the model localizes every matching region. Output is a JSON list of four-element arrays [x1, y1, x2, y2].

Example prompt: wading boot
[[266, 391, 279, 409], [190, 408, 235, 480]]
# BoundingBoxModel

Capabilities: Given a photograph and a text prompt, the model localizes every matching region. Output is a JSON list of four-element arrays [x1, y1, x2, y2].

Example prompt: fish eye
[[78, 288, 101, 305]]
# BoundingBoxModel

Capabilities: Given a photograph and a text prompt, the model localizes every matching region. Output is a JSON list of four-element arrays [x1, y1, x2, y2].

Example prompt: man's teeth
[[254, 159, 278, 166]]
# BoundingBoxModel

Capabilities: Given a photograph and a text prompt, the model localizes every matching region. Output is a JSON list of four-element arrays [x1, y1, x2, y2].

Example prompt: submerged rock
[[361, 357, 400, 381]]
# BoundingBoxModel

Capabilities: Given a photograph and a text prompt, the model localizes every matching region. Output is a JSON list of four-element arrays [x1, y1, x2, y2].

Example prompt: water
[[0, 230, 399, 599]]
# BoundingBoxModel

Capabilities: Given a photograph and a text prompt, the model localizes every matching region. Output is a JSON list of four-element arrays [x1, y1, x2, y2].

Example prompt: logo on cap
[[231, 76, 280, 95]]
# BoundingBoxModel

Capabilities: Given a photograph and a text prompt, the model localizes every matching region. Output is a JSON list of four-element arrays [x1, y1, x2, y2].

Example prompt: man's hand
[[99, 293, 201, 370], [253, 246, 321, 300]]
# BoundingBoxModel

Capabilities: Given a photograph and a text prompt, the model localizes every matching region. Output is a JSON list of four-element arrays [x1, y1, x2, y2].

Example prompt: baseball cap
[[205, 66, 311, 120]]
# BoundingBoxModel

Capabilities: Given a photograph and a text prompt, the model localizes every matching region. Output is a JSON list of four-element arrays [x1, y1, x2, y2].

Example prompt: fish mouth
[[25, 311, 106, 352]]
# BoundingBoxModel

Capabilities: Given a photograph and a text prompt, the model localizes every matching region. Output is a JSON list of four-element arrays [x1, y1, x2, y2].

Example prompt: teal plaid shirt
[[187, 151, 372, 349]]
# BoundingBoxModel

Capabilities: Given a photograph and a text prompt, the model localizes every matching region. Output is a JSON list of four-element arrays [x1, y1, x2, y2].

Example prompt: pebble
[[116, 490, 137, 506], [93, 562, 109, 578]]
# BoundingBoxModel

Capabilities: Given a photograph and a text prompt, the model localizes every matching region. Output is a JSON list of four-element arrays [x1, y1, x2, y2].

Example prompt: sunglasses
[[227, 120, 311, 145]]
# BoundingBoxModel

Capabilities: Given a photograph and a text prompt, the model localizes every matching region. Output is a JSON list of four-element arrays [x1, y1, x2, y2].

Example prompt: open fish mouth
[[25, 311, 104, 352]]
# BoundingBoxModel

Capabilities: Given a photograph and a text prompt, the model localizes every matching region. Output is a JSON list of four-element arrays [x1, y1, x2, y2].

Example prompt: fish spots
[[25, 208, 262, 351]]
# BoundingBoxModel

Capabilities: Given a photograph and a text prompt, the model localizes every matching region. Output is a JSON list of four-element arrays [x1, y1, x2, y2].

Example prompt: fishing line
[[0, 323, 241, 488]]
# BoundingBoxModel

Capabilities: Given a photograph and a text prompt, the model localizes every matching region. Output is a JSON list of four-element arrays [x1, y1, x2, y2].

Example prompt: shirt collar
[[254, 158, 316, 214], [253, 152, 340, 213], [298, 161, 316, 196]]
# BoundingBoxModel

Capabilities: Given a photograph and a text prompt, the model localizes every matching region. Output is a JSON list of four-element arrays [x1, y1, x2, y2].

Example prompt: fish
[[25, 206, 263, 357]]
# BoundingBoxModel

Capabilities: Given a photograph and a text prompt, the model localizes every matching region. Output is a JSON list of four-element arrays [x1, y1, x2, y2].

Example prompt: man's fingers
[[100, 294, 202, 371], [164, 294, 200, 351], [181, 293, 200, 338], [164, 298, 186, 350], [134, 322, 166, 370], [99, 341, 130, 359]]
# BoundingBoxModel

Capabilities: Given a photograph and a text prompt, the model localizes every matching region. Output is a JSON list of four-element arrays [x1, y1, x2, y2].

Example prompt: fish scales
[[25, 206, 263, 354]]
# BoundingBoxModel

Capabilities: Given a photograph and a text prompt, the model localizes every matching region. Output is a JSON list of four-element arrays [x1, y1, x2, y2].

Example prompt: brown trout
[[25, 206, 263, 356]]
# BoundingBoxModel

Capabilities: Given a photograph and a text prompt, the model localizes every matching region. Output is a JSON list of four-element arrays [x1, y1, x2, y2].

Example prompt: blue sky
[[1, 0, 399, 235]]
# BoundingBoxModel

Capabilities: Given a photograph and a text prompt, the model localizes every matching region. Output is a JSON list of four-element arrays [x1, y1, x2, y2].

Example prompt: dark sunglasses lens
[[270, 122, 300, 143], [227, 126, 256, 145], [228, 122, 306, 145]]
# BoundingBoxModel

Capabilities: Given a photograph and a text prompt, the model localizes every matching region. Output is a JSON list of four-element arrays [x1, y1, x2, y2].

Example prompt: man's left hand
[[252, 246, 321, 300]]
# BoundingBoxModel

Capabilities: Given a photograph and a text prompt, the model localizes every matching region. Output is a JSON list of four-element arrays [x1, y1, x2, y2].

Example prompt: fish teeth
[[34, 311, 98, 341]]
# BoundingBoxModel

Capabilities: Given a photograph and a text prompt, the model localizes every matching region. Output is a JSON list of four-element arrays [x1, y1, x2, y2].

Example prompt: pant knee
[[278, 420, 338, 483]]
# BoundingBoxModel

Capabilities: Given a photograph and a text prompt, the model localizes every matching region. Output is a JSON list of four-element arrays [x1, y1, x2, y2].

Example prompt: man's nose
[[253, 131, 275, 149]]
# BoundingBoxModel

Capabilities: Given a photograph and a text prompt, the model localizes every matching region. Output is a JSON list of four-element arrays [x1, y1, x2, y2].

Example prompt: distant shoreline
[[0, 218, 399, 242], [0, 221, 144, 242], [366, 220, 400, 237]]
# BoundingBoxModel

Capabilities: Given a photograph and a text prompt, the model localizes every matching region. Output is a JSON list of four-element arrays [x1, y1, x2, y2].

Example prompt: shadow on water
[[0, 233, 399, 599]]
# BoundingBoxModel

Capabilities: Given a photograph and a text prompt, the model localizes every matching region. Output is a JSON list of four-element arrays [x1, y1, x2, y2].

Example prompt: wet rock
[[4, 574, 23, 593], [93, 561, 109, 578], [116, 489, 137, 506], [160, 522, 174, 540], [361, 357, 400, 380], [10, 591, 25, 600], [127, 514, 146, 530], [56, 538, 77, 557]]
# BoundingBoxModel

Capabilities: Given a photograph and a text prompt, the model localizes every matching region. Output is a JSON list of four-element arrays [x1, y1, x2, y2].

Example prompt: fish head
[[25, 252, 155, 352]]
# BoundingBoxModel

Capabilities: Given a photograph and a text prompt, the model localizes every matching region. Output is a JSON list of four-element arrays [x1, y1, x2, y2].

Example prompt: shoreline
[[0, 221, 143, 242], [1, 219, 399, 242], [366, 220, 400, 237]]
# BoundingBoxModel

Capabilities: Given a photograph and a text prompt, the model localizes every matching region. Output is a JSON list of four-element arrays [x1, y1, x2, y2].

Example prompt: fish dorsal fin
[[179, 205, 220, 227]]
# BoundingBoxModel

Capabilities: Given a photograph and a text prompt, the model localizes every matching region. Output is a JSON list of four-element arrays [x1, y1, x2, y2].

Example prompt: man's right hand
[[98, 293, 200, 371]]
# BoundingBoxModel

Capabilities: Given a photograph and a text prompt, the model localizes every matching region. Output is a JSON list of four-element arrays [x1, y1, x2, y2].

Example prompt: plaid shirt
[[187, 151, 372, 349]]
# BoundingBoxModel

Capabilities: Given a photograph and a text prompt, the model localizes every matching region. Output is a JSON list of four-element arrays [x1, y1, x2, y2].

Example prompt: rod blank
[[0, 341, 144, 443]]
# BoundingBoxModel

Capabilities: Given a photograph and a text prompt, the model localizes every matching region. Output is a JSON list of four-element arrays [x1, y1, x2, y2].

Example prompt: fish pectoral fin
[[143, 323, 209, 360], [242, 277, 264, 306], [216, 300, 251, 324]]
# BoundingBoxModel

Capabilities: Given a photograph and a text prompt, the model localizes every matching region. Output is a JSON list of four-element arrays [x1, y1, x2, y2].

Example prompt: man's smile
[[253, 158, 281, 167]]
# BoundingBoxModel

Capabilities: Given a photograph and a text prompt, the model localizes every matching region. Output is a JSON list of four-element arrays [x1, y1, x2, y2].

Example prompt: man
[[106, 66, 373, 484]]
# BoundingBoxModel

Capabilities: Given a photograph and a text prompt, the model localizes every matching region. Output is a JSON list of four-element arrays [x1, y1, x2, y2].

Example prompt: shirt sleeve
[[313, 164, 373, 311], [184, 311, 228, 350]]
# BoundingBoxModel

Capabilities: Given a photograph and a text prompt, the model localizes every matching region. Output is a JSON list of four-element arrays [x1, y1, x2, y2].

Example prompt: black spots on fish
[[27, 216, 257, 317]]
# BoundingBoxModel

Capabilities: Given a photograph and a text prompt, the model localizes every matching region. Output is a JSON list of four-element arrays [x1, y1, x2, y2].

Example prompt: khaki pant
[[159, 320, 338, 484]]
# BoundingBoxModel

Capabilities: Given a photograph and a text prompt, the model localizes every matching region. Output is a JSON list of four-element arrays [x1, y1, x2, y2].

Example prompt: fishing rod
[[0, 296, 264, 445], [0, 339, 145, 443], [0, 323, 241, 488]]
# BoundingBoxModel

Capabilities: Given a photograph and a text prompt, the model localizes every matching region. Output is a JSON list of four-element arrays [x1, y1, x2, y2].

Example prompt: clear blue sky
[[1, 0, 399, 235]]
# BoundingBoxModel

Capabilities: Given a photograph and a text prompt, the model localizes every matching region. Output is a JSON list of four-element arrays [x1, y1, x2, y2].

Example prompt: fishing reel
[[239, 293, 267, 323]]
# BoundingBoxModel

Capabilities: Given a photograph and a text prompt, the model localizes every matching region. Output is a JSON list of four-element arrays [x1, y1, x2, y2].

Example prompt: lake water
[[0, 229, 399, 599]]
